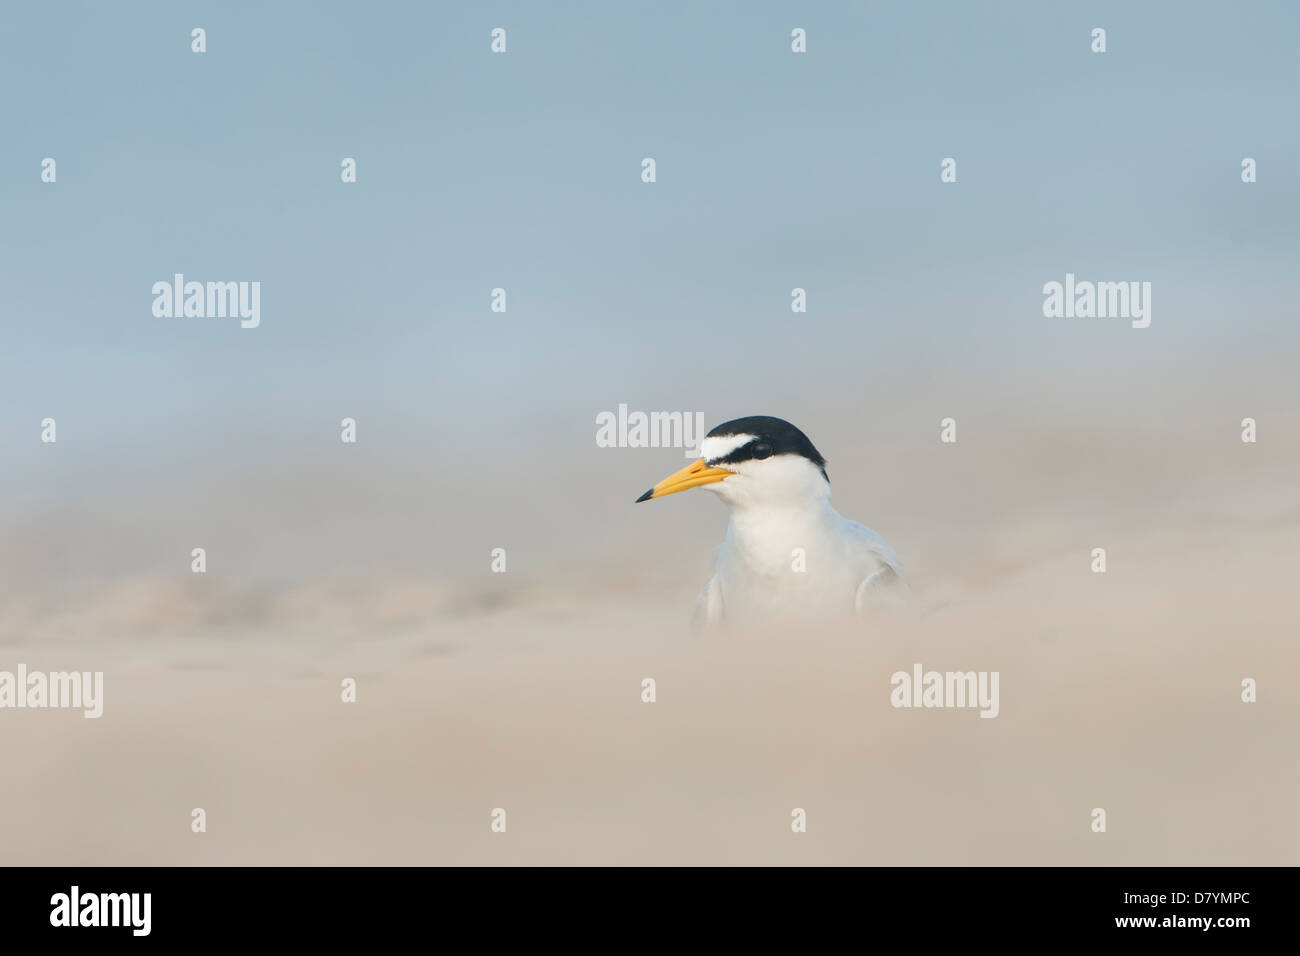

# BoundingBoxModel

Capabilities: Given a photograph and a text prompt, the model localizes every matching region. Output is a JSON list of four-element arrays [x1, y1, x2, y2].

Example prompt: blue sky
[[3, 0, 1297, 472]]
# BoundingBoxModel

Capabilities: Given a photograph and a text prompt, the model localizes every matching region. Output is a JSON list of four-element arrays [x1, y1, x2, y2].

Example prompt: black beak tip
[[635, 488, 654, 503]]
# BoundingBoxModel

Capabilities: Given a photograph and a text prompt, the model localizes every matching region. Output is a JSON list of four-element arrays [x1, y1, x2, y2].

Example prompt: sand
[[2, 410, 1296, 866]]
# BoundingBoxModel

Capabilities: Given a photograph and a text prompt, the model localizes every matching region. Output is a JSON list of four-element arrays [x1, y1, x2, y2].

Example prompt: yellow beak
[[635, 458, 734, 502]]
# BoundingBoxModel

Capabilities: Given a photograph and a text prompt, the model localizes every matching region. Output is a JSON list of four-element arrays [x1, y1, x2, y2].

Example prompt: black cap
[[704, 416, 828, 482]]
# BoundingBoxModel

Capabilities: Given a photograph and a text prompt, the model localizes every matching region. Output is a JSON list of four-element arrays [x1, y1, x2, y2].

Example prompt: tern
[[636, 416, 906, 628]]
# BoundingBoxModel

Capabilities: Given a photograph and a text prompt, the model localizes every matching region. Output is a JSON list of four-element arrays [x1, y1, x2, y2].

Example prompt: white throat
[[705, 456, 838, 577]]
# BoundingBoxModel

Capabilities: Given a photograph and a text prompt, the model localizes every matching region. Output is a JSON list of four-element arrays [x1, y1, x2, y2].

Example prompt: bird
[[635, 416, 906, 628]]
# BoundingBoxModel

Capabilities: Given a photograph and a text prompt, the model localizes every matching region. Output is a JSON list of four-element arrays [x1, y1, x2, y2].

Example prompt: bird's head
[[635, 416, 829, 510]]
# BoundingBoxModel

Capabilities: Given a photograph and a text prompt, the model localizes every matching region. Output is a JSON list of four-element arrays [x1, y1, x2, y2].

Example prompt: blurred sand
[[1, 414, 1297, 866]]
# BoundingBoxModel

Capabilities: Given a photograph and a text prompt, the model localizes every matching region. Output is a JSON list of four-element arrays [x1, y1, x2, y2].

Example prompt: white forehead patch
[[701, 433, 754, 462]]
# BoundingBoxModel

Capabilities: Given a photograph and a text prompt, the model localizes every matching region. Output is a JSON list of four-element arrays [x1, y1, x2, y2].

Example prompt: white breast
[[699, 500, 903, 627]]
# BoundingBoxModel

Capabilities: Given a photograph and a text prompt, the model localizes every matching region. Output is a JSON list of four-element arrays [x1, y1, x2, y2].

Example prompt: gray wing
[[842, 520, 908, 614], [691, 572, 725, 630], [691, 542, 727, 630]]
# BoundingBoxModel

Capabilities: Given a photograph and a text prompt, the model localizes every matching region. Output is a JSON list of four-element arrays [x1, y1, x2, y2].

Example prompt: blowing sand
[[1, 417, 1297, 866]]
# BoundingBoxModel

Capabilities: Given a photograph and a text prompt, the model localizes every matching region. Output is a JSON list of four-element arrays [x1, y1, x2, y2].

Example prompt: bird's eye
[[751, 441, 773, 460]]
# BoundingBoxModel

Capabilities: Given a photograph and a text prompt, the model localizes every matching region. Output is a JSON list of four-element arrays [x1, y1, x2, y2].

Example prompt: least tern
[[636, 416, 906, 628]]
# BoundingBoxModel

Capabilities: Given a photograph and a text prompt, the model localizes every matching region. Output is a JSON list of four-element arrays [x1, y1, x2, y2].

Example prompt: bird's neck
[[724, 495, 839, 565]]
